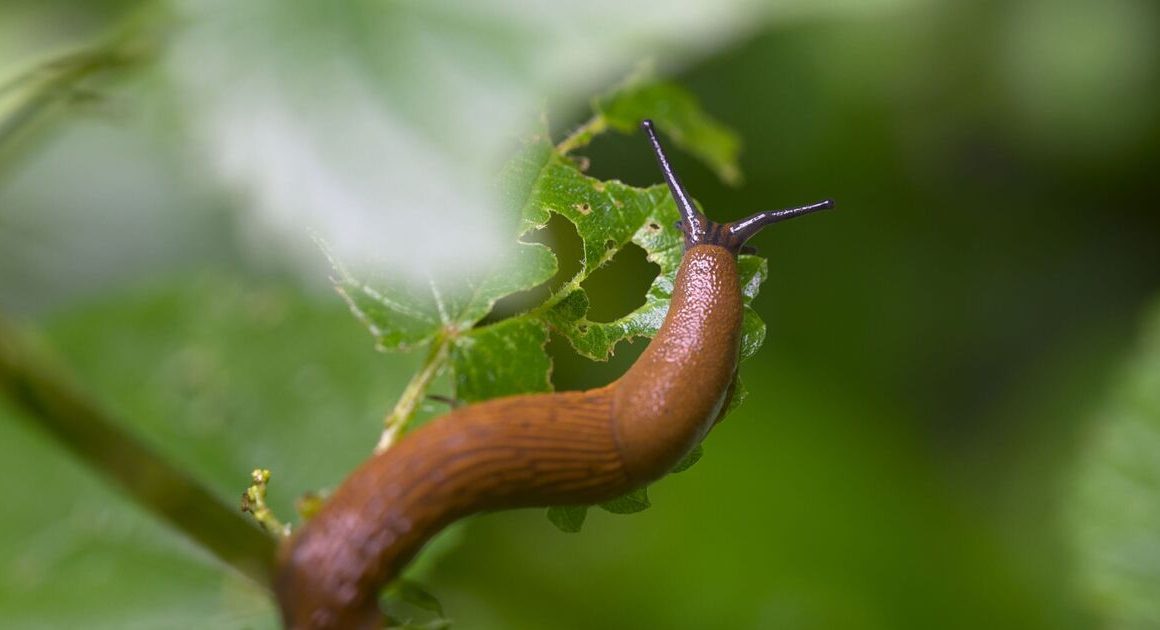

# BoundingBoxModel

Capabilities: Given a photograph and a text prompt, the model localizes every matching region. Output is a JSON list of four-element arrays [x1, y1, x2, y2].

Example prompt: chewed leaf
[[332, 239, 556, 353], [439, 241, 557, 327], [599, 487, 651, 514], [546, 505, 588, 533], [740, 307, 767, 361], [524, 153, 671, 274], [333, 79, 771, 532], [451, 317, 551, 403], [500, 130, 557, 233], [597, 80, 742, 186], [332, 126, 559, 356], [544, 252, 767, 363], [737, 255, 768, 301]]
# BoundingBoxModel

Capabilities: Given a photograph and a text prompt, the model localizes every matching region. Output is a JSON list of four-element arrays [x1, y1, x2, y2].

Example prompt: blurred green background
[[2, 1, 1159, 629]]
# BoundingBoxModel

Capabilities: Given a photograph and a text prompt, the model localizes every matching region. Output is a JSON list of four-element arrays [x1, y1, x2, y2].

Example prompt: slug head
[[641, 119, 834, 253]]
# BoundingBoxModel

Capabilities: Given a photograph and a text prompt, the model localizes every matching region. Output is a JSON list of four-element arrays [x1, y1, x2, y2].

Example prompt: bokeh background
[[2, 1, 1158, 628]]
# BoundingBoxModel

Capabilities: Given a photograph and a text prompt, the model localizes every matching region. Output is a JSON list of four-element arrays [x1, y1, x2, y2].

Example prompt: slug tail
[[276, 390, 630, 629]]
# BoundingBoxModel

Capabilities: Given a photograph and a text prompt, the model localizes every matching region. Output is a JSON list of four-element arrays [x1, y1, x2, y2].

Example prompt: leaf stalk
[[375, 332, 453, 453]]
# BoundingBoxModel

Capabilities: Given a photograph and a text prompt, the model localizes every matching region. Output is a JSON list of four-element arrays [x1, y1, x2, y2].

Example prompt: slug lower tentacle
[[275, 119, 833, 629]]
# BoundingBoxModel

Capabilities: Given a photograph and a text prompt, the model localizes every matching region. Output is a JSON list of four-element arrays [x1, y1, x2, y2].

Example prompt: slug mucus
[[275, 119, 834, 629]]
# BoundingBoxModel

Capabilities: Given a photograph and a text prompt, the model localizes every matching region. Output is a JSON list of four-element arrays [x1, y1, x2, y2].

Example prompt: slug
[[275, 120, 834, 629]]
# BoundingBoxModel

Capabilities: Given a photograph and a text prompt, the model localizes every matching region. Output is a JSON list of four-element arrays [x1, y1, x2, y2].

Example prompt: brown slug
[[274, 120, 834, 629]]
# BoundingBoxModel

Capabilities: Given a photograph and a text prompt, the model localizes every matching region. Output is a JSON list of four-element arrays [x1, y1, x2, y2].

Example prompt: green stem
[[0, 19, 154, 157], [0, 317, 277, 591], [555, 114, 608, 156], [241, 468, 290, 537], [375, 333, 452, 453]]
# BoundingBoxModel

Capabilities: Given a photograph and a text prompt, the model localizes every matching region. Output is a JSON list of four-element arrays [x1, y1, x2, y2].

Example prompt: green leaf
[[331, 238, 557, 353], [1068, 302, 1160, 627], [339, 89, 767, 415], [596, 78, 743, 186], [546, 505, 588, 533], [382, 578, 446, 618], [527, 157, 766, 363], [726, 376, 749, 416], [327, 83, 772, 528], [500, 130, 557, 234], [451, 317, 551, 403], [740, 306, 768, 361], [525, 151, 672, 275], [671, 444, 704, 474], [599, 487, 651, 514]]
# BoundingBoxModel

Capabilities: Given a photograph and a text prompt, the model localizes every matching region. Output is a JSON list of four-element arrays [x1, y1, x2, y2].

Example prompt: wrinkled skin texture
[[275, 245, 743, 629]]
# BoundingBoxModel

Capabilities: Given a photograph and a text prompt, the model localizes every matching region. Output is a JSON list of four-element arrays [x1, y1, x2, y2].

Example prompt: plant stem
[[0, 317, 277, 591], [375, 333, 452, 454], [555, 114, 607, 156], [241, 468, 290, 537], [0, 16, 154, 159]]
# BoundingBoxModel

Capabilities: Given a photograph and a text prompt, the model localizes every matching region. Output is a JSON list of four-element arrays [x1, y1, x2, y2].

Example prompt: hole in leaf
[[548, 333, 647, 391], [479, 214, 582, 326], [581, 242, 658, 323]]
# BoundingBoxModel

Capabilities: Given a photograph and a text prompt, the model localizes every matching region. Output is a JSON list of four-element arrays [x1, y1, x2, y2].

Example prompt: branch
[[0, 316, 277, 591]]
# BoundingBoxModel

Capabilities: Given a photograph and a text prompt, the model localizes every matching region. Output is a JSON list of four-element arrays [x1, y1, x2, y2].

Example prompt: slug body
[[275, 121, 833, 629]]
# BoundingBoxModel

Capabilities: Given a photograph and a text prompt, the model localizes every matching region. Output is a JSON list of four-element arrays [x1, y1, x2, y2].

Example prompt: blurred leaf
[[1068, 302, 1160, 627], [596, 77, 743, 185], [0, 25, 151, 164], [546, 505, 588, 533], [0, 273, 410, 628], [0, 319, 278, 586], [163, 0, 783, 290], [388, 579, 445, 615], [331, 238, 557, 354], [382, 578, 450, 629], [599, 487, 651, 515], [671, 443, 704, 473]]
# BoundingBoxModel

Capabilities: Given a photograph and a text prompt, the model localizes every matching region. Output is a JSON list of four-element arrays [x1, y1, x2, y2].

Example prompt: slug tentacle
[[641, 119, 710, 244], [275, 118, 834, 629], [641, 119, 833, 252], [726, 199, 835, 244]]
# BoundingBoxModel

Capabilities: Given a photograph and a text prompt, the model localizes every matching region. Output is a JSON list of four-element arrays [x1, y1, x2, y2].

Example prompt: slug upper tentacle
[[274, 118, 833, 629]]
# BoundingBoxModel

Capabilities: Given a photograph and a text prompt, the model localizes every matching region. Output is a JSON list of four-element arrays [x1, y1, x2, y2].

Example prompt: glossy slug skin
[[274, 120, 833, 629], [611, 244, 742, 485]]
